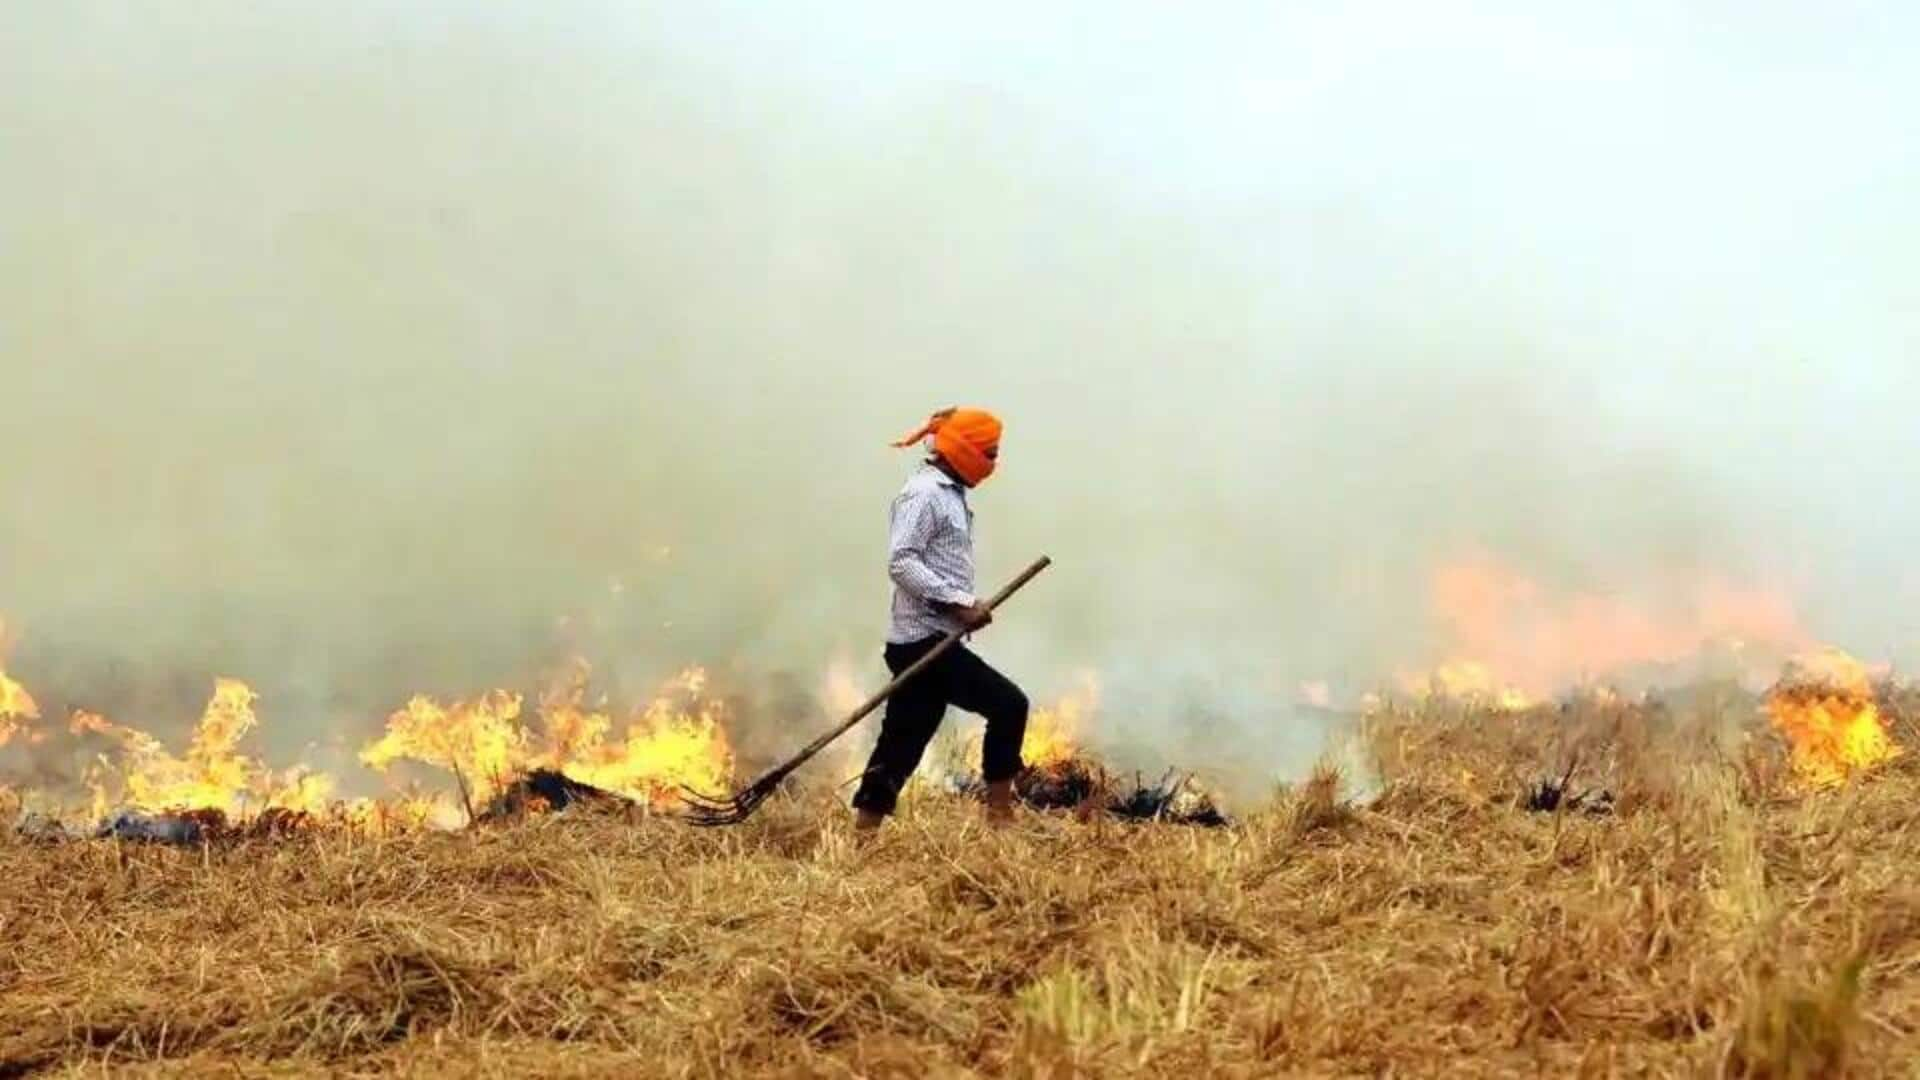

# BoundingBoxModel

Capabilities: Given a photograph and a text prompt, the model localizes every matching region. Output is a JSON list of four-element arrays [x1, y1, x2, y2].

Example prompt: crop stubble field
[[5, 688, 1919, 1079]]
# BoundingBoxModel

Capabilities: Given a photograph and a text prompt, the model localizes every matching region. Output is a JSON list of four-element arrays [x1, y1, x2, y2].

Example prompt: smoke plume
[[4, 4, 1916, 794]]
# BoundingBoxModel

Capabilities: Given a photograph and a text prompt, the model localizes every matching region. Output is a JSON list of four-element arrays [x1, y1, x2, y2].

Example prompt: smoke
[[4, 3, 1917, 789]]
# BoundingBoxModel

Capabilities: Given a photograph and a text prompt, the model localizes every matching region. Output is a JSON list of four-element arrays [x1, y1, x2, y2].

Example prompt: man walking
[[851, 407, 1030, 830]]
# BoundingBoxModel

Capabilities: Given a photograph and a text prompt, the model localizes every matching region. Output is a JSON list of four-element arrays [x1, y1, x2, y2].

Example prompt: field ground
[[4, 700, 1918, 1078]]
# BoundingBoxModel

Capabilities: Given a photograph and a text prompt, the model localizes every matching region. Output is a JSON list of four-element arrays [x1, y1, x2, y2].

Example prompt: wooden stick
[[803, 555, 1053, 761], [691, 556, 1053, 811], [450, 762, 477, 827]]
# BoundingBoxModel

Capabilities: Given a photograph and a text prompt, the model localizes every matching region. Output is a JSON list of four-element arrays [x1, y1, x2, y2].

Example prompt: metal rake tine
[[677, 784, 736, 810], [727, 786, 779, 822], [680, 764, 783, 810], [675, 782, 764, 826], [680, 804, 744, 825], [677, 796, 744, 826], [692, 799, 760, 827]]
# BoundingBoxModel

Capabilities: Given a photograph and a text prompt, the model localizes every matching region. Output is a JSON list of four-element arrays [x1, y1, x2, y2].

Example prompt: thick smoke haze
[[4, 4, 1916, 790]]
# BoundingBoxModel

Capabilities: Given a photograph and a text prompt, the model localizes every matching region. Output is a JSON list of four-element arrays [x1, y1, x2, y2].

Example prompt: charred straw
[[960, 757, 1232, 827], [482, 768, 632, 820]]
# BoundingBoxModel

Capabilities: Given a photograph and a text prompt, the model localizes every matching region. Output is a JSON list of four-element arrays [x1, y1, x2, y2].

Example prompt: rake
[[679, 555, 1052, 825]]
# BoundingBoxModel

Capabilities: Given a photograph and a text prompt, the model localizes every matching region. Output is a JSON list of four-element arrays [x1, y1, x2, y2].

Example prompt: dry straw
[[4, 695, 1918, 1077]]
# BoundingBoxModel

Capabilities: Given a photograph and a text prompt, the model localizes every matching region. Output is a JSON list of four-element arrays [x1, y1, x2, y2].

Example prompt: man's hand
[[953, 602, 994, 631]]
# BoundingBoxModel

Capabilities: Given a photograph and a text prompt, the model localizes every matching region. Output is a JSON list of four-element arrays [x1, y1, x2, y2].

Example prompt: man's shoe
[[983, 779, 1016, 827]]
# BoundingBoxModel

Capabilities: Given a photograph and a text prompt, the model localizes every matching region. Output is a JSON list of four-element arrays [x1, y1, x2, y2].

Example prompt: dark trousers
[[850, 636, 1029, 816]]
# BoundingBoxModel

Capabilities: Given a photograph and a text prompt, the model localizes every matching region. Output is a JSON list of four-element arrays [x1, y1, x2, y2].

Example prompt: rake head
[[677, 768, 790, 826]]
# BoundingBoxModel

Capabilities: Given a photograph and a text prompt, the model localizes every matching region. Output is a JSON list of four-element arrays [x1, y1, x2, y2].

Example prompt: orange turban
[[892, 407, 1002, 486]]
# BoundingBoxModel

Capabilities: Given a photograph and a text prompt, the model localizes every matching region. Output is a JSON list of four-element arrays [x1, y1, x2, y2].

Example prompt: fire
[[359, 689, 527, 805], [1402, 660, 1534, 712], [338, 792, 466, 834], [79, 678, 335, 817], [0, 669, 41, 747], [534, 664, 733, 808], [1022, 676, 1095, 769], [359, 662, 733, 811], [956, 673, 1095, 775], [1765, 649, 1902, 789], [1, 626, 734, 826], [1419, 556, 1806, 698]]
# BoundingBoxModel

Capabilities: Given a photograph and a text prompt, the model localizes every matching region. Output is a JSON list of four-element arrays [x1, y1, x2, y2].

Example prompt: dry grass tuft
[[246, 923, 500, 1056], [6, 697, 1920, 1075], [1727, 952, 1866, 1079], [1281, 760, 1352, 840]]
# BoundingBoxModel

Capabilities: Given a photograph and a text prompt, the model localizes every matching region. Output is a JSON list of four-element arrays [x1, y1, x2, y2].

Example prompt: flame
[[0, 669, 41, 747], [359, 689, 527, 805], [1022, 676, 1095, 769], [1765, 648, 1903, 789], [79, 679, 335, 817], [359, 662, 733, 810], [535, 664, 733, 808], [1419, 556, 1806, 697], [338, 792, 466, 834], [1402, 660, 1535, 712], [957, 673, 1096, 774]]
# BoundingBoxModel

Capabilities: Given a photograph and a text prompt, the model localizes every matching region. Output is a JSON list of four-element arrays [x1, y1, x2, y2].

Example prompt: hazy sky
[[3, 3, 1915, 779]]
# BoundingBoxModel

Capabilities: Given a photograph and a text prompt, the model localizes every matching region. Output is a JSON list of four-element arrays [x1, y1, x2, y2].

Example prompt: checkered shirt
[[886, 464, 976, 644]]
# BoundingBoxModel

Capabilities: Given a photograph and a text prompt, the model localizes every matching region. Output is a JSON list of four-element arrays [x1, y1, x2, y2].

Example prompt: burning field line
[[2, 658, 1239, 839], [6, 689, 1920, 1076]]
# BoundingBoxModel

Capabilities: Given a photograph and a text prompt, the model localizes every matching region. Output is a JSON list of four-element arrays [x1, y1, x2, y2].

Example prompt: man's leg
[[850, 639, 951, 826], [943, 646, 1030, 824]]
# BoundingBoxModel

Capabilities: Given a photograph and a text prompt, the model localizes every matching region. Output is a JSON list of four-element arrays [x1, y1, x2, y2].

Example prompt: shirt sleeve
[[888, 489, 976, 607]]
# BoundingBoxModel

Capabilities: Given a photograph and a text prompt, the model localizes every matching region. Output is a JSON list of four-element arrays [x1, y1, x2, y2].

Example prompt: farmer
[[851, 407, 1030, 831]]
